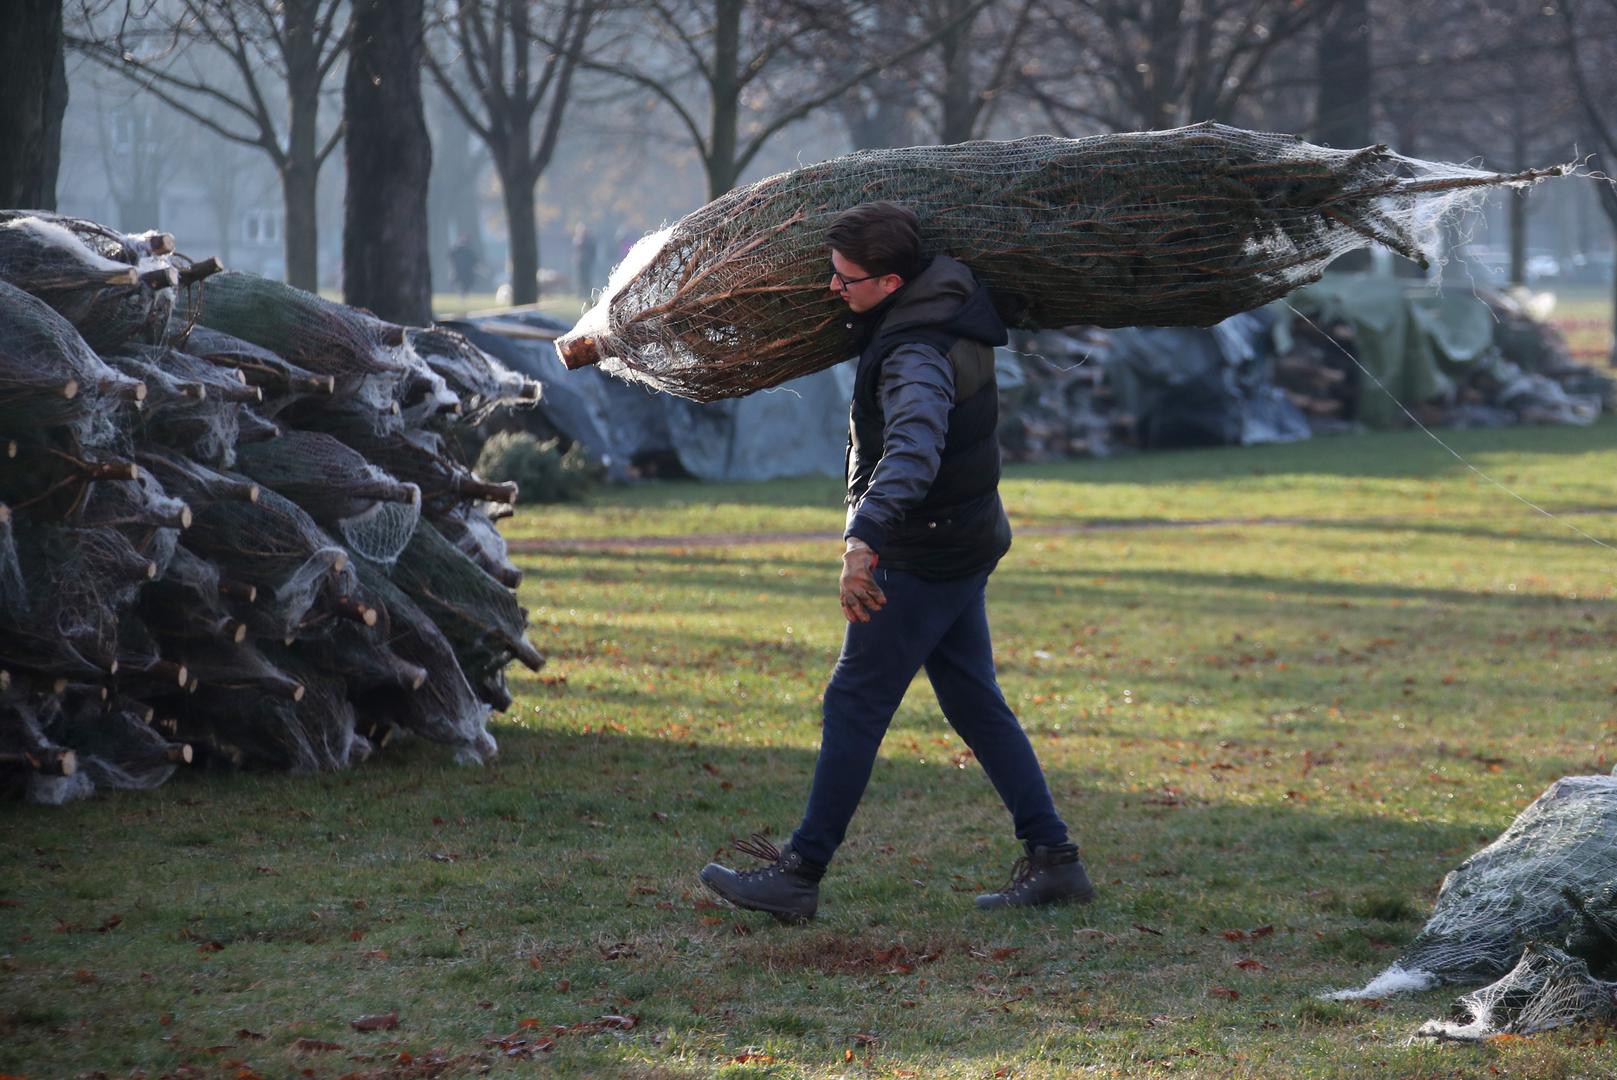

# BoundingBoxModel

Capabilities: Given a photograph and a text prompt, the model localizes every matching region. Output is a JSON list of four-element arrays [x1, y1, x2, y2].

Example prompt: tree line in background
[[1, 0, 1614, 344]]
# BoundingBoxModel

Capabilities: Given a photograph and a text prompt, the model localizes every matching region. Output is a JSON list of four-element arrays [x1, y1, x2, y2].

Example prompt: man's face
[[829, 250, 902, 314]]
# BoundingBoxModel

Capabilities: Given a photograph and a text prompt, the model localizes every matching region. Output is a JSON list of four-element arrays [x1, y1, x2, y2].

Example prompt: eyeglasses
[[830, 267, 882, 289]]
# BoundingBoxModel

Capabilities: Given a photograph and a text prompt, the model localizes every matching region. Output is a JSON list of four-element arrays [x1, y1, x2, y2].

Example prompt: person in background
[[572, 223, 597, 299]]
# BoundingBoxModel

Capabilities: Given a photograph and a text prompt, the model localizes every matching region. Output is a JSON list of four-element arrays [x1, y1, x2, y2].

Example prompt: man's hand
[[839, 539, 886, 624]]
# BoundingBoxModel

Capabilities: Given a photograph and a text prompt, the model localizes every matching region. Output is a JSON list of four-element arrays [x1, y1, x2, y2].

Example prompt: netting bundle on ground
[[557, 122, 1563, 401], [0, 211, 541, 802], [1326, 773, 1617, 1039]]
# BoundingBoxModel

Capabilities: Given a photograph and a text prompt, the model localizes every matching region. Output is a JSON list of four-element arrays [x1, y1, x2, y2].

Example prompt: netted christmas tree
[[1327, 773, 1617, 1039], [556, 122, 1562, 401], [0, 212, 541, 804]]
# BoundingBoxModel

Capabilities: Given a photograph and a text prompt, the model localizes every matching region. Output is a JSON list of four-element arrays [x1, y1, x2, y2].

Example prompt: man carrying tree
[[699, 201, 1093, 922]]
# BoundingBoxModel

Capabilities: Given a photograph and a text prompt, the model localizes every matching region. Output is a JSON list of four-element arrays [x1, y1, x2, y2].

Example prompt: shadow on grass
[[0, 722, 1563, 1077], [572, 421, 1617, 516]]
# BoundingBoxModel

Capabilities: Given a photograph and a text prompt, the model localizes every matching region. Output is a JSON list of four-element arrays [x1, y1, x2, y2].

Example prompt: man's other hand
[[839, 540, 886, 623]]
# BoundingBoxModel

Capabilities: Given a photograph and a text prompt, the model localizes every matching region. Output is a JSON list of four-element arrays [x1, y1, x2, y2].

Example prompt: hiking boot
[[975, 843, 1095, 910], [699, 834, 822, 924]]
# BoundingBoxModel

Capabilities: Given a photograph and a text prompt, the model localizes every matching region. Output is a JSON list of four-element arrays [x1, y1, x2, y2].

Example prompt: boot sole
[[697, 871, 815, 925]]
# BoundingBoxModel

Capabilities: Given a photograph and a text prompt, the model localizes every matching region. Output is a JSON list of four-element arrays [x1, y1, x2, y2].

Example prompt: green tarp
[[1280, 274, 1508, 429]]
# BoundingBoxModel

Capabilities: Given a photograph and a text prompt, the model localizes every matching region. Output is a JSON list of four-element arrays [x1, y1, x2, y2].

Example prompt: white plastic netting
[[1416, 944, 1617, 1041], [1328, 773, 1617, 1038], [0, 279, 143, 447], [557, 122, 1562, 402]]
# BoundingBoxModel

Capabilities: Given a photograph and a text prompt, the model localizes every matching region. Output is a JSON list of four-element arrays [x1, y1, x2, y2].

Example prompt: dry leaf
[[290, 1037, 343, 1053], [350, 1012, 399, 1032], [1210, 986, 1240, 1000]]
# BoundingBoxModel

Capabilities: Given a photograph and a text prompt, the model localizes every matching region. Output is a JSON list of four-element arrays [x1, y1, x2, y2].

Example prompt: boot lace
[[732, 833, 787, 879], [995, 854, 1035, 896]]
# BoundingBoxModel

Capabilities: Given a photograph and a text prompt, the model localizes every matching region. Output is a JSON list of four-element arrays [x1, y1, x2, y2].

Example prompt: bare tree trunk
[[936, 0, 976, 143], [343, 0, 432, 325], [427, 90, 483, 287], [284, 0, 325, 290], [706, 0, 744, 199], [0, 0, 67, 209], [1599, 184, 1617, 363], [1317, 0, 1371, 271], [500, 166, 540, 305], [1507, 111, 1528, 288], [282, 160, 320, 290]]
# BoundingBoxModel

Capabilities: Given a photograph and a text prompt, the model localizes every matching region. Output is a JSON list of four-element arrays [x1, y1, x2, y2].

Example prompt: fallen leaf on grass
[[1210, 986, 1240, 1000], [73, 968, 96, 984], [1249, 924, 1275, 938], [1220, 929, 1247, 942], [350, 1012, 399, 1032], [290, 1037, 343, 1053], [360, 950, 388, 961], [1234, 959, 1268, 972], [734, 1051, 777, 1064], [235, 1029, 266, 1041], [1132, 923, 1164, 936]]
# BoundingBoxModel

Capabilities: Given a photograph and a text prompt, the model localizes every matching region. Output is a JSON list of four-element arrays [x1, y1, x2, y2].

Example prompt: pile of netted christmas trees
[[0, 210, 542, 804]]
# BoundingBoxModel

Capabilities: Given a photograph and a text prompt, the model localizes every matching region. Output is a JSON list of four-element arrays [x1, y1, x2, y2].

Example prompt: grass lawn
[[11, 423, 1617, 1077]]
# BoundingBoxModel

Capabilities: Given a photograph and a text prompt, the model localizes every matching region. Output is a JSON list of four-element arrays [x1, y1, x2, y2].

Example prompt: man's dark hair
[[826, 201, 925, 281]]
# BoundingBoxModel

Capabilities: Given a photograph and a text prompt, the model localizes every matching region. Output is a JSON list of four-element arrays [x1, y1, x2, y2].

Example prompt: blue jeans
[[790, 566, 1069, 867]]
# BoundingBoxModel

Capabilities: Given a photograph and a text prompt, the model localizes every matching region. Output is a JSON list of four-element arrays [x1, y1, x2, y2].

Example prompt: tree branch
[[732, 0, 994, 176]]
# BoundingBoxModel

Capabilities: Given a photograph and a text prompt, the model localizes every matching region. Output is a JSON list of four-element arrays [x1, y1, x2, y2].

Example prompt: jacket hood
[[844, 254, 1008, 352], [879, 254, 1008, 347]]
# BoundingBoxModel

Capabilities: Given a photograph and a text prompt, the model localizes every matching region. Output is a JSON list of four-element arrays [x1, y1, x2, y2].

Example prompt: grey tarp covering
[[451, 312, 851, 482], [460, 308, 1300, 481], [1085, 308, 1310, 449]]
